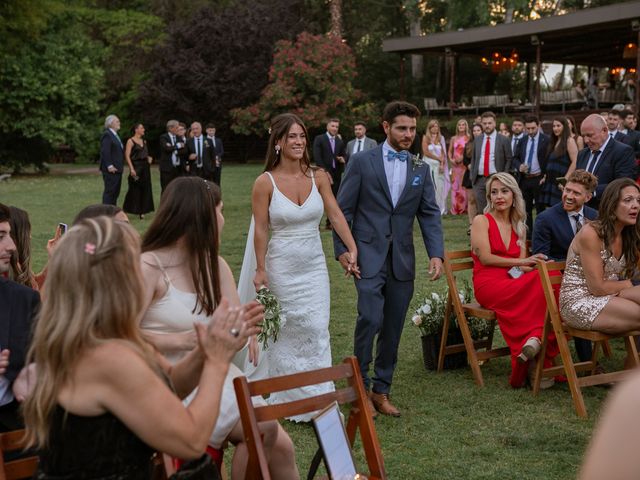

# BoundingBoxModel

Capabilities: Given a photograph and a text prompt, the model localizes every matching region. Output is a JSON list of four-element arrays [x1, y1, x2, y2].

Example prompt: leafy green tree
[[231, 32, 377, 135]]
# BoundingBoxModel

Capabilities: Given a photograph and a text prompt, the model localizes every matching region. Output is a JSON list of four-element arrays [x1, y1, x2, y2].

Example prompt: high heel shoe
[[517, 337, 541, 364]]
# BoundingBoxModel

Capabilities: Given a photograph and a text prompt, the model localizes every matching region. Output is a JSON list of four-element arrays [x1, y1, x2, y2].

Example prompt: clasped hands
[[338, 251, 361, 279]]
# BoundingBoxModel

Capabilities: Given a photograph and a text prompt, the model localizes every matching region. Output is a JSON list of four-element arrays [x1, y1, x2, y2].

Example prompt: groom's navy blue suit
[[333, 143, 444, 393]]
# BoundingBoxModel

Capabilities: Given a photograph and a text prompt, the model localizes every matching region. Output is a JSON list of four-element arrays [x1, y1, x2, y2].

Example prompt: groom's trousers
[[354, 252, 414, 394]]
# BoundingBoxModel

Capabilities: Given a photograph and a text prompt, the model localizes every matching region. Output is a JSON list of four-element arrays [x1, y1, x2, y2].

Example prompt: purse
[[169, 454, 221, 480]]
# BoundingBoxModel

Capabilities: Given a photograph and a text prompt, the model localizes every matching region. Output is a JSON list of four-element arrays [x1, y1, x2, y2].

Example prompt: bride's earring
[[275, 145, 281, 155]]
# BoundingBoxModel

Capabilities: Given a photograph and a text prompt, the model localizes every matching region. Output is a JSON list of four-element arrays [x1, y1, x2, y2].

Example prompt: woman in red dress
[[470, 172, 558, 388]]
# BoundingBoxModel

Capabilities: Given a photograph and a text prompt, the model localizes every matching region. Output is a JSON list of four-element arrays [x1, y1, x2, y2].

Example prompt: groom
[[333, 101, 444, 417]]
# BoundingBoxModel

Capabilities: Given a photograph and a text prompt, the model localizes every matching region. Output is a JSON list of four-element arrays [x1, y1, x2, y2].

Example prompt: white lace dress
[[263, 171, 334, 422]]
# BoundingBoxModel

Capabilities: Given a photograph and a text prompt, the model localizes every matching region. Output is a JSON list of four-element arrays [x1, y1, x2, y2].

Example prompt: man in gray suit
[[470, 111, 513, 213], [346, 121, 377, 161], [334, 101, 444, 418]]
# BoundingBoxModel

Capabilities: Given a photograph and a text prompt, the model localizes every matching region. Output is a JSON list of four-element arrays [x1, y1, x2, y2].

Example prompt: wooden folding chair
[[233, 356, 385, 480], [0, 429, 38, 480], [532, 261, 640, 417], [437, 249, 510, 387]]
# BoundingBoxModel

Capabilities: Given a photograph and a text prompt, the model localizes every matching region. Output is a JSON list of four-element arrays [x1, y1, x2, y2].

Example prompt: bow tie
[[387, 150, 409, 162]]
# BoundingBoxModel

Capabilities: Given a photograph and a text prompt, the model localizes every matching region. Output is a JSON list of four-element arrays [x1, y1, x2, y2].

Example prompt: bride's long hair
[[24, 217, 155, 447], [264, 113, 313, 175]]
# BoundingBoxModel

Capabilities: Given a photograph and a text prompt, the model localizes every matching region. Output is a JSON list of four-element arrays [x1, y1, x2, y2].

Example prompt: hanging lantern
[[480, 57, 490, 68], [623, 42, 637, 60]]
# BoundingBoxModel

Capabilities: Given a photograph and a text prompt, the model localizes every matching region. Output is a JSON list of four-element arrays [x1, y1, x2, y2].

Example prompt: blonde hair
[[424, 119, 441, 144], [456, 119, 470, 137], [484, 172, 527, 245], [23, 216, 154, 447]]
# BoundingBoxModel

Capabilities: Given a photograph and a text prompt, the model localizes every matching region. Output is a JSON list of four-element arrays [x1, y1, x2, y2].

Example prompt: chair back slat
[[246, 363, 353, 396], [253, 387, 358, 423], [0, 429, 38, 480]]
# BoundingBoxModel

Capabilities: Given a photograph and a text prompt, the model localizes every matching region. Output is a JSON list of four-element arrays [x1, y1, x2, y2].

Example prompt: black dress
[[462, 140, 473, 189], [35, 405, 155, 479], [539, 149, 570, 208], [123, 140, 154, 215]]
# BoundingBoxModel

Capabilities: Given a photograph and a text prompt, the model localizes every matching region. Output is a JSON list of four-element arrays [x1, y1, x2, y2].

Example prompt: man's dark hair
[[73, 204, 123, 225], [354, 121, 367, 128], [327, 118, 340, 124], [480, 111, 496, 120], [511, 117, 524, 124], [0, 203, 10, 224], [620, 109, 634, 119], [382, 101, 420, 124], [524, 115, 539, 125], [206, 123, 216, 129], [608, 109, 622, 118]]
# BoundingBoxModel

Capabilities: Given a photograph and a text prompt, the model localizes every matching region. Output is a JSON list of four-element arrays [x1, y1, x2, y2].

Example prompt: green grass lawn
[[1, 163, 615, 479]]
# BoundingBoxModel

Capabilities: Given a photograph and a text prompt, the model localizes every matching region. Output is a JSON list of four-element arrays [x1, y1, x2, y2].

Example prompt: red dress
[[472, 213, 558, 388]]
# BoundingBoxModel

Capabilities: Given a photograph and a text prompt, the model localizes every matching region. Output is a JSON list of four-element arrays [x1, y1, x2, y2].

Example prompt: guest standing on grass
[[462, 124, 482, 231], [99, 114, 124, 205], [448, 119, 470, 215], [122, 123, 154, 220], [538, 117, 579, 209], [470, 172, 558, 389], [421, 119, 448, 215], [334, 101, 444, 417]]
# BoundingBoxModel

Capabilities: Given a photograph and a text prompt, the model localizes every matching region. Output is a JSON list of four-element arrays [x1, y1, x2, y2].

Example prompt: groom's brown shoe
[[370, 391, 401, 417]]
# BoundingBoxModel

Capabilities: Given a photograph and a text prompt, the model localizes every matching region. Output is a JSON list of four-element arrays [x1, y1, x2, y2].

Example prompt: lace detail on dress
[[263, 171, 334, 421]]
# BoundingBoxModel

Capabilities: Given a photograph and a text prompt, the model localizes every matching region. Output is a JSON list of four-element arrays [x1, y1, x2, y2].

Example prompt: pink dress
[[450, 136, 467, 215]]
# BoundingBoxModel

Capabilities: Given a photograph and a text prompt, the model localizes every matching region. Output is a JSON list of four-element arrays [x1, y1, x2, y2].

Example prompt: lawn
[[1, 163, 614, 479]]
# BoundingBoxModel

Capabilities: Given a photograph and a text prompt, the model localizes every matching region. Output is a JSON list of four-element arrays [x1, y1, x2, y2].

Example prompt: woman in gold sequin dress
[[560, 178, 640, 333]]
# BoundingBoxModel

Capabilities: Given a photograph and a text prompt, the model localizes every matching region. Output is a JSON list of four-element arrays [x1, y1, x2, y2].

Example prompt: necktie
[[329, 136, 336, 168], [572, 213, 582, 233], [526, 136, 536, 170], [483, 135, 491, 176], [170, 135, 179, 167], [586, 150, 601, 173], [387, 151, 409, 162], [357, 139, 362, 153], [196, 138, 202, 167]]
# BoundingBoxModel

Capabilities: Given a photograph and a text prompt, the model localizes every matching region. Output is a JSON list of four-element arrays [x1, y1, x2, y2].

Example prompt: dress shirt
[[566, 207, 585, 235], [511, 133, 524, 155], [194, 135, 204, 167], [525, 131, 542, 175], [169, 133, 179, 167], [586, 135, 611, 173], [479, 130, 497, 176], [352, 137, 365, 154], [382, 140, 407, 207]]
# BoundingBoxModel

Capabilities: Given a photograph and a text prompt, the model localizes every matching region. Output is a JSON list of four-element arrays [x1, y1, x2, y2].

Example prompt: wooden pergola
[[383, 1, 640, 117]]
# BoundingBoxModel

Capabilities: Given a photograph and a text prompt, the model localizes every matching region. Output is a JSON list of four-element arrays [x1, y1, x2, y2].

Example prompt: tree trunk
[[505, 7, 514, 23], [329, 0, 343, 38], [556, 64, 566, 90], [410, 18, 423, 81]]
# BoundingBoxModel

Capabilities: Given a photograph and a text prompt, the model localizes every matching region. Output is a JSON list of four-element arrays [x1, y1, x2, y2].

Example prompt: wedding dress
[[238, 170, 334, 422]]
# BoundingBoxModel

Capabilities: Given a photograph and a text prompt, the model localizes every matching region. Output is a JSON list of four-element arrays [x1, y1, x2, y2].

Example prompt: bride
[[249, 113, 359, 422]]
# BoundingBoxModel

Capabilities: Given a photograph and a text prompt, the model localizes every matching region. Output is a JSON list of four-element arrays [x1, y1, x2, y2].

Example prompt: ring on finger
[[230, 328, 240, 338]]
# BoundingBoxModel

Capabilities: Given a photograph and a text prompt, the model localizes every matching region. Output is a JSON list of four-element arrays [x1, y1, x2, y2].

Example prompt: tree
[[231, 32, 376, 135], [138, 0, 306, 130]]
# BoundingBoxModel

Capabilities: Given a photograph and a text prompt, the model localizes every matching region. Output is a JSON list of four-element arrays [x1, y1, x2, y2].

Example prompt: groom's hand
[[338, 252, 360, 279], [428, 257, 443, 281]]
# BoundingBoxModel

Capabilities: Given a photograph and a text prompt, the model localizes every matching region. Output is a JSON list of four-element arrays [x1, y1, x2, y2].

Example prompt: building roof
[[383, 1, 640, 67]]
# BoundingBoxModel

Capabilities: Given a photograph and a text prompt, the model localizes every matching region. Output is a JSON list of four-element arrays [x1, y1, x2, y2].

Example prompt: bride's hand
[[347, 250, 361, 279], [253, 268, 269, 291]]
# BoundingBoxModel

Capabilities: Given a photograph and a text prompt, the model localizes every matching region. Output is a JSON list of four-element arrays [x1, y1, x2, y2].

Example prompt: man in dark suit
[[345, 121, 377, 162], [532, 170, 598, 363], [313, 118, 346, 229], [0, 204, 39, 431], [158, 119, 187, 194], [577, 114, 635, 209], [606, 110, 629, 144], [187, 122, 215, 180], [620, 109, 640, 160], [470, 111, 512, 213], [99, 115, 124, 205], [512, 115, 551, 236], [205, 124, 224, 187], [510, 117, 525, 156], [334, 101, 444, 417]]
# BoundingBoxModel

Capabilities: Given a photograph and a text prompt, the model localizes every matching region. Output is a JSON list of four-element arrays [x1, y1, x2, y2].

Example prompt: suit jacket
[[470, 132, 512, 183], [0, 278, 39, 383], [621, 129, 640, 158], [332, 145, 444, 281], [512, 132, 551, 175], [186, 136, 215, 175], [613, 131, 629, 144], [158, 132, 187, 173], [345, 137, 377, 162], [532, 202, 598, 261], [313, 133, 346, 176], [576, 139, 635, 205], [99, 129, 124, 173], [207, 136, 224, 159]]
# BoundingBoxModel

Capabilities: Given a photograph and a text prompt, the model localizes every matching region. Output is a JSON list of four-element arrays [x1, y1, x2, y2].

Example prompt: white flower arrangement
[[255, 287, 285, 350], [411, 153, 427, 170]]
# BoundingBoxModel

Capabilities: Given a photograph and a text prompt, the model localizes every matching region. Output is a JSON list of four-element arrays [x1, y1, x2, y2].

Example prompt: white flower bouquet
[[255, 286, 285, 350]]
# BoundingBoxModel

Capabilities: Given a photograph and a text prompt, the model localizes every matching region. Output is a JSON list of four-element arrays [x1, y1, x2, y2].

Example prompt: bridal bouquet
[[255, 286, 285, 350]]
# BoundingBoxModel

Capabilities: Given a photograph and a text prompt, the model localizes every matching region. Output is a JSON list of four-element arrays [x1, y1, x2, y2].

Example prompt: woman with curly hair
[[560, 178, 640, 334], [470, 172, 557, 388]]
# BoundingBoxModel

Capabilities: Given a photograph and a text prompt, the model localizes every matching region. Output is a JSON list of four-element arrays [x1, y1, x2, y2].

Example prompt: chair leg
[[437, 296, 452, 372], [457, 313, 484, 387], [532, 315, 551, 396], [602, 340, 612, 358], [590, 341, 601, 376], [556, 331, 588, 417], [623, 336, 640, 369]]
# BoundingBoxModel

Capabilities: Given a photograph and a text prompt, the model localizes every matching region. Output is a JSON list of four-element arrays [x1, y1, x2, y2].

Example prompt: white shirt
[[352, 137, 366, 154], [586, 135, 611, 173], [382, 140, 407, 207], [169, 133, 179, 167], [193, 135, 204, 167], [479, 130, 497, 176], [566, 206, 585, 235], [524, 131, 542, 175], [511, 133, 524, 154]]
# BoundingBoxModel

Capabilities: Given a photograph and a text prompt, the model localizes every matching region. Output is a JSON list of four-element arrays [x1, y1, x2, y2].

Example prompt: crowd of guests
[[99, 116, 225, 217]]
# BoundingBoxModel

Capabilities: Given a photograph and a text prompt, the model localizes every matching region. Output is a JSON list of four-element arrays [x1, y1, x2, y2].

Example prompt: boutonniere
[[411, 153, 426, 171]]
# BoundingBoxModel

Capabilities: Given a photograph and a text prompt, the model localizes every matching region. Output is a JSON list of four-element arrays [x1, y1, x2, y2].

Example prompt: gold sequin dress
[[559, 247, 625, 330]]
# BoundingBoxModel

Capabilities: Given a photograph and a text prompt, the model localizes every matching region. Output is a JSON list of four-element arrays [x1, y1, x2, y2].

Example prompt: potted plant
[[411, 281, 492, 371]]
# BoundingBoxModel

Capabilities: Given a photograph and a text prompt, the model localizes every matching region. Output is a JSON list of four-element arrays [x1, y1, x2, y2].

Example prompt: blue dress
[[539, 150, 570, 207]]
